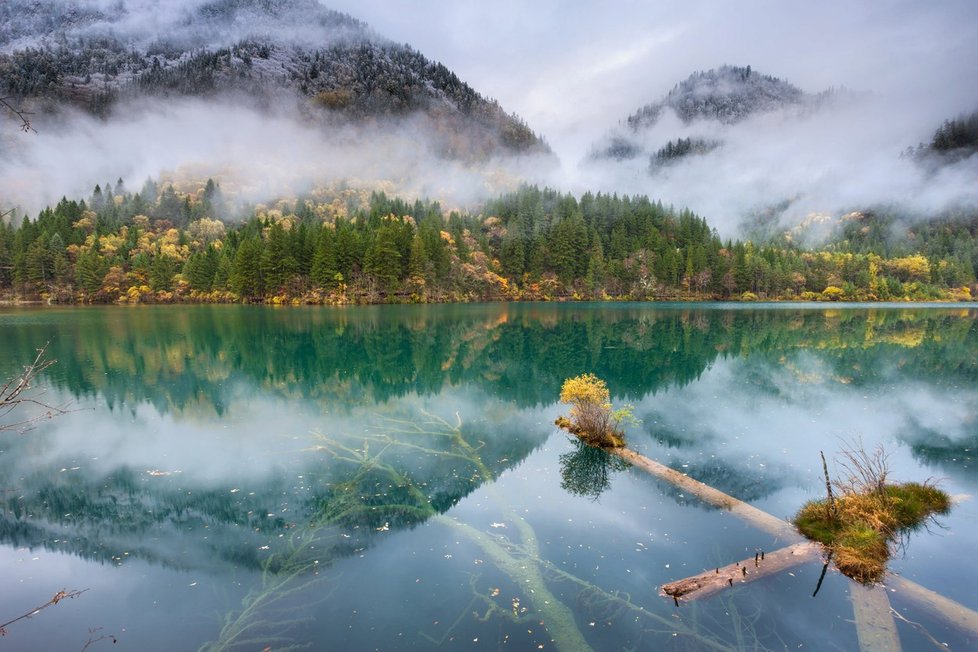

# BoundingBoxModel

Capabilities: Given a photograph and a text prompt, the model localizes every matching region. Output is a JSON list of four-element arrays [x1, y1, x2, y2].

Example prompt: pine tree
[[408, 233, 431, 283], [363, 225, 402, 288], [260, 222, 298, 293], [311, 226, 340, 288], [75, 247, 109, 295], [231, 237, 264, 298]]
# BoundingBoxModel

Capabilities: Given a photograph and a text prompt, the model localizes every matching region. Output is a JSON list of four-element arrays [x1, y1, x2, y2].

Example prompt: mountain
[[590, 65, 816, 163], [0, 0, 547, 160], [628, 65, 807, 130]]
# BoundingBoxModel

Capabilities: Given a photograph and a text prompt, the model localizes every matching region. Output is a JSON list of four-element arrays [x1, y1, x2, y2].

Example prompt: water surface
[[1, 303, 976, 650]]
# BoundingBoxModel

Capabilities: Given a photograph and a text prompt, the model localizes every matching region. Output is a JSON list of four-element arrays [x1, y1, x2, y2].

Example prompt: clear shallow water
[[0, 303, 976, 651]]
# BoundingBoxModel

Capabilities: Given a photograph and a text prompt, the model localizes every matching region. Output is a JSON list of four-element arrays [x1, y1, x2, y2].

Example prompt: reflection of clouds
[[10, 383, 550, 489], [627, 351, 978, 509], [0, 382, 554, 573]]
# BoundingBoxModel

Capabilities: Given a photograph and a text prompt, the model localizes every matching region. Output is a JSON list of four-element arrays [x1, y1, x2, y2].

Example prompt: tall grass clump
[[794, 441, 951, 583]]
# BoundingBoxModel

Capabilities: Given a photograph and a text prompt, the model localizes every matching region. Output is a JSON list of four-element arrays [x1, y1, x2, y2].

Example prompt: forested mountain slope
[[0, 0, 545, 159]]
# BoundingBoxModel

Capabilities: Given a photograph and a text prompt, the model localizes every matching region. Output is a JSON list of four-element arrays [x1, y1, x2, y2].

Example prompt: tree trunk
[[660, 542, 821, 602]]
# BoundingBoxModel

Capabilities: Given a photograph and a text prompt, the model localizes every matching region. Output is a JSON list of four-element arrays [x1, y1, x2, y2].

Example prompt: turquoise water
[[0, 303, 975, 650]]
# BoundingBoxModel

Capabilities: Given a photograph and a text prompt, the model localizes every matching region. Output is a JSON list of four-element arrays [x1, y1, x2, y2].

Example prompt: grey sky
[[328, 0, 978, 162]]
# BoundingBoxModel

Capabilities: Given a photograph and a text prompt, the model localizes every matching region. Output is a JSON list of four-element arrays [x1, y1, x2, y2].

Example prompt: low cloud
[[1, 97, 554, 216], [573, 94, 978, 236]]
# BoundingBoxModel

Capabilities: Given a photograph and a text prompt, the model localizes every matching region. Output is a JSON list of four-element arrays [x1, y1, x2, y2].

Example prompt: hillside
[[0, 0, 546, 159], [1, 182, 973, 306], [591, 65, 814, 163], [908, 108, 978, 166]]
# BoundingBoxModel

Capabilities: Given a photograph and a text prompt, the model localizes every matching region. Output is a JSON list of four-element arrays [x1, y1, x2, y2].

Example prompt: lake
[[0, 303, 976, 651]]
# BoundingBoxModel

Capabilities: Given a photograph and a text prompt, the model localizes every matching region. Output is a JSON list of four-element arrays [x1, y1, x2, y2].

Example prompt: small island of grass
[[794, 446, 951, 583], [555, 373, 630, 448]]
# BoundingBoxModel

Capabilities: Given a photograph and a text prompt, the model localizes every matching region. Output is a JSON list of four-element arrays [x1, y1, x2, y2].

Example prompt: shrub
[[556, 373, 629, 448]]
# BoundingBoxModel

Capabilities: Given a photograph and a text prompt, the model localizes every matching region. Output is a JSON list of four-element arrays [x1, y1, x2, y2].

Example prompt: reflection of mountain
[[2, 305, 975, 416], [0, 406, 541, 572], [0, 467, 302, 571]]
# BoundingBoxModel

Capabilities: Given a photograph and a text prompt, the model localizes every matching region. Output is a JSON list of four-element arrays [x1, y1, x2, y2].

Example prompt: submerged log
[[660, 542, 821, 602], [887, 576, 978, 638], [852, 583, 902, 652]]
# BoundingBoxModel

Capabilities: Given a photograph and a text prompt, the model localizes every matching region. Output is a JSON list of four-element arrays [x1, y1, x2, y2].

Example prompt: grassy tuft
[[794, 481, 951, 584], [885, 482, 952, 529]]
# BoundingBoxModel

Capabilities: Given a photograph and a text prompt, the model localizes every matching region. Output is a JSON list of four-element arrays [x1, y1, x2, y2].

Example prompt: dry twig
[[0, 344, 70, 432], [1, 96, 35, 133], [0, 589, 88, 636]]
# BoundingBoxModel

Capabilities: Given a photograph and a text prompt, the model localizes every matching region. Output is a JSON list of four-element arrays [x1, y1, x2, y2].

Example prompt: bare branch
[[81, 627, 118, 651], [0, 344, 72, 432], [0, 589, 88, 636], [0, 97, 35, 133], [832, 436, 890, 496]]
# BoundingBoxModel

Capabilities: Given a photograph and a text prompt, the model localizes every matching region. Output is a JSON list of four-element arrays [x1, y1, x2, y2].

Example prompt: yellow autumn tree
[[555, 373, 630, 448]]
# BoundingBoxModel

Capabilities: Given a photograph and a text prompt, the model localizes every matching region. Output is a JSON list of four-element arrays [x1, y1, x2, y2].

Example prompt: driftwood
[[565, 441, 978, 651], [660, 542, 821, 602]]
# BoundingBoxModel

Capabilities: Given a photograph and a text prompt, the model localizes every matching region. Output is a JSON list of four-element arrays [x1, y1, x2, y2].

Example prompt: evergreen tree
[[363, 225, 402, 288], [408, 233, 431, 283], [75, 247, 108, 295], [231, 236, 264, 298], [260, 222, 298, 293], [311, 226, 340, 288]]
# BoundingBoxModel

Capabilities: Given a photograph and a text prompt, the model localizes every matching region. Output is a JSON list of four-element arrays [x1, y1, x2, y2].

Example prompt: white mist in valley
[[3, 0, 978, 238], [575, 92, 978, 238], [0, 97, 553, 217]]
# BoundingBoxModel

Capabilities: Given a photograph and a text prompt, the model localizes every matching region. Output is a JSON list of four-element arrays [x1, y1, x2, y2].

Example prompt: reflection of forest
[[2, 305, 975, 414]]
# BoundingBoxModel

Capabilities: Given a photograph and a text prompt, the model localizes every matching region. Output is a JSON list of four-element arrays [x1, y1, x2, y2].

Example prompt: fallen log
[[612, 447, 802, 541], [610, 447, 907, 651], [605, 443, 978, 647], [660, 542, 821, 602]]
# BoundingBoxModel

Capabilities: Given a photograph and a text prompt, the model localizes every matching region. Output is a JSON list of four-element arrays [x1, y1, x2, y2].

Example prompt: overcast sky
[[328, 0, 978, 163]]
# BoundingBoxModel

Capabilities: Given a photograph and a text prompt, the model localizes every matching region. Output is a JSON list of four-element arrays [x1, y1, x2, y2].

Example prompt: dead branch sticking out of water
[[0, 589, 88, 636], [0, 345, 71, 432]]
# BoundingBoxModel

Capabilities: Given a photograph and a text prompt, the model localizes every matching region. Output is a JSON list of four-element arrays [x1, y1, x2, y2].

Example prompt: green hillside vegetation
[[0, 183, 975, 305]]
